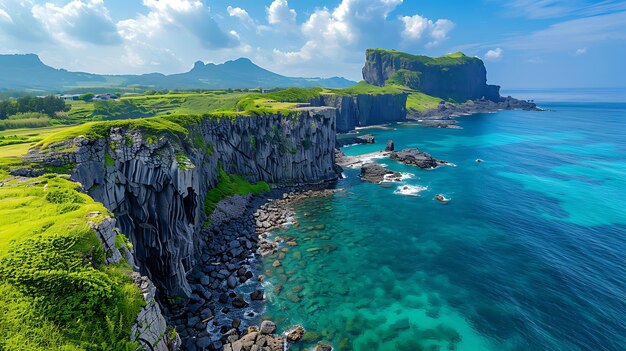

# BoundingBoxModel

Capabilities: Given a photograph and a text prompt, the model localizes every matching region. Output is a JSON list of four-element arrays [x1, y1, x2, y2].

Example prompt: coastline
[[407, 97, 541, 128], [171, 183, 341, 351]]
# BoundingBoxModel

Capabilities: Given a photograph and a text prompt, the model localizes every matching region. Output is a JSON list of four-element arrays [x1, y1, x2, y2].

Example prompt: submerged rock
[[286, 325, 305, 343], [314, 342, 333, 351]]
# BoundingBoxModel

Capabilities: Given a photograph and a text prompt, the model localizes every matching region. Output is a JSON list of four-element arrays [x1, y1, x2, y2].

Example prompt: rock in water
[[385, 140, 395, 151], [260, 320, 276, 334], [390, 148, 442, 169], [286, 325, 305, 342], [314, 342, 333, 351], [360, 163, 402, 183], [358, 134, 375, 143], [335, 133, 376, 147]]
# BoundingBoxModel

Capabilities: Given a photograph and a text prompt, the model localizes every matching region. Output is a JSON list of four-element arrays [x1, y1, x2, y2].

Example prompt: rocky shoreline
[[408, 96, 541, 128], [168, 185, 341, 351]]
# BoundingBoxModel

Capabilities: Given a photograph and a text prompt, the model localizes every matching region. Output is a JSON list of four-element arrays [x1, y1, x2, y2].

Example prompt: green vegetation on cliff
[[329, 81, 404, 95], [0, 173, 144, 350], [366, 48, 480, 66], [406, 91, 443, 112], [204, 167, 270, 217]]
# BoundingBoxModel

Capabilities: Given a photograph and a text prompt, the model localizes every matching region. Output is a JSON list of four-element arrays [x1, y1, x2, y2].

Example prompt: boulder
[[314, 342, 333, 351], [232, 295, 248, 308], [286, 325, 305, 343], [385, 140, 394, 151], [390, 148, 442, 169], [360, 163, 402, 183], [260, 320, 276, 335]]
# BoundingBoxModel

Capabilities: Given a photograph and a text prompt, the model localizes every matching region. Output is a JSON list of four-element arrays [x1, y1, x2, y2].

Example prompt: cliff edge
[[362, 49, 501, 102]]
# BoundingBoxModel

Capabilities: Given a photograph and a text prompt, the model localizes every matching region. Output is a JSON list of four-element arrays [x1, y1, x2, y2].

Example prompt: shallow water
[[260, 102, 626, 351]]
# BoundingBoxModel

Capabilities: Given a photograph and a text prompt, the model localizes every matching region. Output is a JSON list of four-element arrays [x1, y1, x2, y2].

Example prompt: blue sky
[[0, 0, 625, 88]]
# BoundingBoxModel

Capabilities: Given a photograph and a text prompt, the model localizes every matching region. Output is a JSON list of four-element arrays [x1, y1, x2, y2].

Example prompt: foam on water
[[393, 184, 428, 196]]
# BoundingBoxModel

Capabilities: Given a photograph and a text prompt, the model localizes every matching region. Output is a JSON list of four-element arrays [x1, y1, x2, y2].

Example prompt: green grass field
[[0, 173, 143, 350], [0, 126, 73, 163], [406, 91, 443, 112]]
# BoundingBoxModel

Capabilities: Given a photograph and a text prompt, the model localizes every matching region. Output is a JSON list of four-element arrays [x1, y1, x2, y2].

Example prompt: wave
[[382, 172, 414, 183], [393, 184, 428, 196]]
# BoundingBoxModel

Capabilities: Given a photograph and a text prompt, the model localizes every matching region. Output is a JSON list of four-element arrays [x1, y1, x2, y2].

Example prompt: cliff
[[24, 109, 338, 301], [362, 49, 501, 102], [310, 93, 407, 132]]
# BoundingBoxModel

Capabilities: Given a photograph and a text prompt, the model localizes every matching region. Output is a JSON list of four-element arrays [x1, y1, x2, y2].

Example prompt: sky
[[0, 0, 625, 89]]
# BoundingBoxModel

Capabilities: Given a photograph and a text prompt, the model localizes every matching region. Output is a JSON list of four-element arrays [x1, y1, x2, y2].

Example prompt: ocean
[[258, 92, 626, 351]]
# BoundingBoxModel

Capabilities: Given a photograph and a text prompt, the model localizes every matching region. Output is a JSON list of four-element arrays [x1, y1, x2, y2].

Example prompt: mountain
[[362, 48, 501, 101], [0, 54, 355, 92]]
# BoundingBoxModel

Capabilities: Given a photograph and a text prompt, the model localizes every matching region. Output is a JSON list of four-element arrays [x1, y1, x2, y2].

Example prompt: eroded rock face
[[362, 49, 501, 102], [310, 93, 407, 132], [25, 110, 339, 300]]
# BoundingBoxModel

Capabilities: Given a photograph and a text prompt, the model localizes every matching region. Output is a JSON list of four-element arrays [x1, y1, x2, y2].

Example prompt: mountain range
[[0, 54, 355, 92]]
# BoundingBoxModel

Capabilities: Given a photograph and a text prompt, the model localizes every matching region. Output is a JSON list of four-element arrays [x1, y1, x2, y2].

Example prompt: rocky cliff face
[[310, 93, 407, 132], [362, 49, 501, 102], [25, 109, 338, 300]]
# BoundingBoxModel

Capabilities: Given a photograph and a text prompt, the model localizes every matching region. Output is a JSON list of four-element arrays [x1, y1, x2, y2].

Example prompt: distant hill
[[0, 54, 355, 92]]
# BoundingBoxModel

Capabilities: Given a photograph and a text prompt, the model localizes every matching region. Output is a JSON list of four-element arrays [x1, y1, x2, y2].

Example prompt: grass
[[406, 91, 443, 112], [1, 82, 419, 151], [204, 167, 270, 217], [329, 81, 404, 95], [0, 173, 144, 350], [0, 126, 73, 162], [0, 113, 52, 131], [366, 48, 480, 66], [36, 117, 188, 149]]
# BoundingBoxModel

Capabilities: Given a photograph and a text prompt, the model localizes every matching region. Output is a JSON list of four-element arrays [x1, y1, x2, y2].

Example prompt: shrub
[[204, 167, 270, 216], [0, 175, 144, 350]]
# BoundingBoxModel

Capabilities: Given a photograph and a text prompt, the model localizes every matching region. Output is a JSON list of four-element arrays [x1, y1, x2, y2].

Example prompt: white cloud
[[269, 0, 454, 78], [484, 47, 503, 61], [32, 0, 121, 46], [574, 47, 587, 56], [502, 0, 626, 19], [497, 11, 626, 52], [0, 8, 12, 23], [401, 15, 455, 47], [0, 0, 49, 42], [227, 6, 254, 28], [118, 0, 237, 49], [266, 0, 296, 25]]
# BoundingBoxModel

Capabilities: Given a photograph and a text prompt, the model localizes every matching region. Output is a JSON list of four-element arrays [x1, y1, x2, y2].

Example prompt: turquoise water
[[261, 102, 626, 351]]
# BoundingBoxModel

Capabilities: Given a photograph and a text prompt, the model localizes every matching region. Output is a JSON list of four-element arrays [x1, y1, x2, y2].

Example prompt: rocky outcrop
[[131, 273, 181, 351], [309, 94, 358, 132], [360, 163, 401, 183], [385, 140, 394, 152], [410, 96, 540, 123], [222, 320, 287, 351], [362, 49, 501, 102], [390, 148, 445, 169], [310, 93, 407, 132], [24, 109, 338, 301], [335, 133, 375, 147], [89, 213, 177, 350]]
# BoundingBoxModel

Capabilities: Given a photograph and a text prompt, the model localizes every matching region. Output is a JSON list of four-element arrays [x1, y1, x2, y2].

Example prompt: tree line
[[0, 96, 68, 120]]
